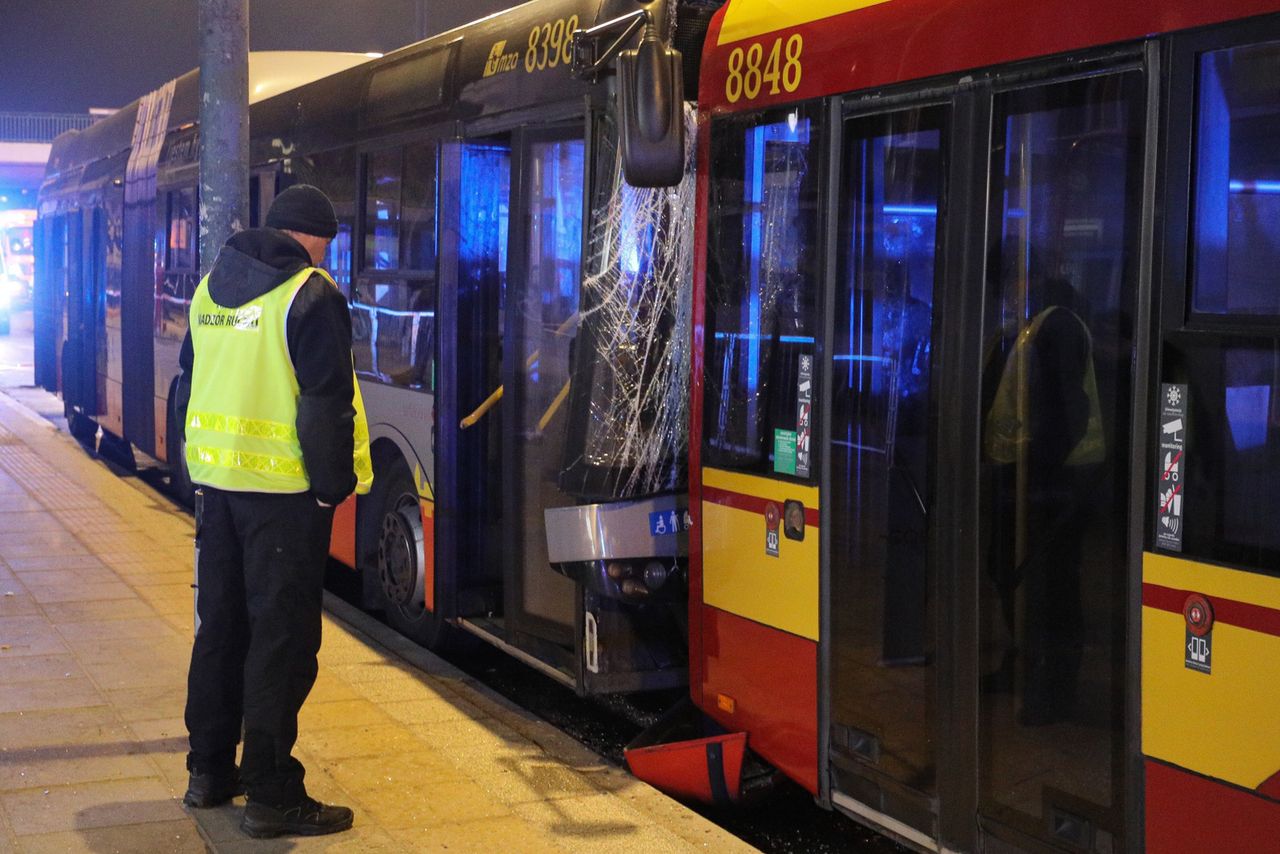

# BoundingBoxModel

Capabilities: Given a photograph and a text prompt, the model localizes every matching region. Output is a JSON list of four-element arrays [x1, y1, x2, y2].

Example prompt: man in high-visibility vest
[[180, 185, 372, 838], [983, 270, 1103, 727]]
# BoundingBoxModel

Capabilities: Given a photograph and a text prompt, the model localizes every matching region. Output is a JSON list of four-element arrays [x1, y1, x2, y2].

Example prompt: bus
[[36, 1, 718, 697], [679, 0, 1280, 850], [0, 208, 34, 333]]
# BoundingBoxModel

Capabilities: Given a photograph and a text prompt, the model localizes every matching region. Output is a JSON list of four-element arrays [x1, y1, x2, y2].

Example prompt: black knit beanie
[[265, 184, 338, 239]]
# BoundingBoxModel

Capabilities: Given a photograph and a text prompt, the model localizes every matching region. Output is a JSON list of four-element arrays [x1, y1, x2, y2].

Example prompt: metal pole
[[417, 0, 429, 40], [198, 0, 249, 277]]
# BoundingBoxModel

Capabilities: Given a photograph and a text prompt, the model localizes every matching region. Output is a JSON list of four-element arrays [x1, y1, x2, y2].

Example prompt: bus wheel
[[368, 460, 448, 650], [166, 392, 194, 507]]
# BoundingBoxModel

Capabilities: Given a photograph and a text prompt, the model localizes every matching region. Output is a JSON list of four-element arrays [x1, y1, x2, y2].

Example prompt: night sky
[[0, 0, 513, 113]]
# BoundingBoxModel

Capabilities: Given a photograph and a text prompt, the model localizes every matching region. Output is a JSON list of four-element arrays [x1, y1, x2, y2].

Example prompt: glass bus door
[[828, 105, 945, 841], [450, 126, 585, 678], [502, 127, 585, 663], [64, 208, 104, 417], [975, 70, 1144, 852]]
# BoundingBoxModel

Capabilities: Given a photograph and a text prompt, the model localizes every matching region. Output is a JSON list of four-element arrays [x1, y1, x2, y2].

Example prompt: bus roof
[[247, 52, 374, 105], [43, 51, 374, 183], [701, 0, 1280, 113]]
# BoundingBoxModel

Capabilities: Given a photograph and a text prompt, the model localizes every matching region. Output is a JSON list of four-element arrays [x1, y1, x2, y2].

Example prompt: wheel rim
[[377, 493, 425, 612]]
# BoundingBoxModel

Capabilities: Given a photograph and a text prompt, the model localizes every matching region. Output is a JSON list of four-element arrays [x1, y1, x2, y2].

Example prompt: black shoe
[[240, 796, 354, 838], [183, 768, 243, 808]]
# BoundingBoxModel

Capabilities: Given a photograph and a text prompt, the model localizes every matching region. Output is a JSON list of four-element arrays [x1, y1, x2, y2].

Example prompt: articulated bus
[[37, 0, 719, 696], [683, 0, 1280, 850]]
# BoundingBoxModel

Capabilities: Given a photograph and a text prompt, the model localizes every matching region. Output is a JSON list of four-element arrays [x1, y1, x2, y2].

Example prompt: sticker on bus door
[[795, 354, 812, 478], [1155, 383, 1187, 552]]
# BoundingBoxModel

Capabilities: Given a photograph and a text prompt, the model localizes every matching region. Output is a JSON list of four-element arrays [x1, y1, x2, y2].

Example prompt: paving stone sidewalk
[[0, 390, 756, 854]]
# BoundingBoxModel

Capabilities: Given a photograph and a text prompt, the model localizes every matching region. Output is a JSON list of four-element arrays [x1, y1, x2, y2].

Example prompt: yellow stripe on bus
[[717, 0, 893, 46], [701, 467, 819, 640], [1142, 553, 1280, 790]]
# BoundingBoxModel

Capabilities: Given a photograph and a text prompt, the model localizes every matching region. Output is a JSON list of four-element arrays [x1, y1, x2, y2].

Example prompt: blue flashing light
[[1228, 180, 1280, 194], [833, 353, 892, 363], [714, 332, 814, 344], [882, 205, 937, 217]]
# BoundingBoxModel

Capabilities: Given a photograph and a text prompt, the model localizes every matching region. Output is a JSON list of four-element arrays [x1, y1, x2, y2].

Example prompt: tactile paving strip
[[53, 507, 142, 534], [0, 446, 103, 510]]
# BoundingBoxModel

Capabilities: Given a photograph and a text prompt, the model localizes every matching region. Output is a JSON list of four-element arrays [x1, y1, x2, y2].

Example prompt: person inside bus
[[981, 246, 1104, 726], [179, 185, 373, 837]]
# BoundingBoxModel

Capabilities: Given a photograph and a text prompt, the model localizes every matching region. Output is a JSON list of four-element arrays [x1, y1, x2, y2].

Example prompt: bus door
[[447, 124, 585, 678], [119, 193, 156, 453], [827, 66, 1146, 851], [58, 212, 85, 406], [63, 208, 105, 417], [827, 104, 945, 842], [972, 69, 1144, 852], [33, 215, 66, 393]]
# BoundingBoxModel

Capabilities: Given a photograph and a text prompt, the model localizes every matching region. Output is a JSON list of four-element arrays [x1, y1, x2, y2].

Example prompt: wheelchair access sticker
[[649, 510, 688, 537]]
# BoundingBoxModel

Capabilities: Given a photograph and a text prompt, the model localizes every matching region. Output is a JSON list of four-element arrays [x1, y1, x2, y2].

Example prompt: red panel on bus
[[698, 605, 817, 793], [328, 494, 357, 569], [1145, 759, 1280, 853], [700, 0, 1280, 115]]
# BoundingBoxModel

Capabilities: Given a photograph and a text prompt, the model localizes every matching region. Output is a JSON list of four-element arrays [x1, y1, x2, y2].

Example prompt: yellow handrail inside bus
[[460, 385, 504, 429], [537, 380, 572, 433], [458, 313, 580, 430]]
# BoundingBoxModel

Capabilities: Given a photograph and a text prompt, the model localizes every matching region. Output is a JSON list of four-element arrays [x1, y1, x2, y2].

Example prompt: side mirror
[[617, 29, 684, 188]]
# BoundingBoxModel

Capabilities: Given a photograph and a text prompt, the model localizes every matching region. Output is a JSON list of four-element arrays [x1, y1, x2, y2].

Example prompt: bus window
[[287, 148, 357, 296], [1192, 41, 1280, 316], [703, 105, 822, 476], [402, 140, 438, 274], [364, 147, 402, 271], [1163, 39, 1280, 572], [354, 141, 439, 390], [166, 187, 197, 272]]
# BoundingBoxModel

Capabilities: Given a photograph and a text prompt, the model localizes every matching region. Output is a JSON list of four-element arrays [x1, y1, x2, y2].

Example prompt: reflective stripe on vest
[[186, 266, 374, 495], [985, 306, 1105, 467]]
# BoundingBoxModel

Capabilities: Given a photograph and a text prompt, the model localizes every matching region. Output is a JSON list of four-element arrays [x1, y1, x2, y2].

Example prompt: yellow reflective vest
[[185, 266, 374, 496], [985, 305, 1105, 468]]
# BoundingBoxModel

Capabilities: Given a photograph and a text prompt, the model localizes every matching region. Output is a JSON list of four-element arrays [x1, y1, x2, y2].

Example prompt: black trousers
[[185, 487, 334, 805]]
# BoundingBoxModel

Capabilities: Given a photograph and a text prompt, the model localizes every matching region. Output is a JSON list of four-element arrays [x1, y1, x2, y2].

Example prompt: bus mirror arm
[[569, 10, 648, 79]]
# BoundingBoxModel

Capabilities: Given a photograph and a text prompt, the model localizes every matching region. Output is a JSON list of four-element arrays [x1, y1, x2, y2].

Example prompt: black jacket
[[178, 228, 358, 505]]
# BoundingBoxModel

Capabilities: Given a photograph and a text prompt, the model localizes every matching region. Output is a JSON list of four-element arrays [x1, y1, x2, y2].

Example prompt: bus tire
[[166, 392, 195, 507], [68, 409, 98, 447], [363, 456, 449, 650]]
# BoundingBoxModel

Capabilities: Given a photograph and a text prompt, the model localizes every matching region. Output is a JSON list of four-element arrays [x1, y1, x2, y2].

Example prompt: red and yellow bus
[[680, 0, 1280, 850]]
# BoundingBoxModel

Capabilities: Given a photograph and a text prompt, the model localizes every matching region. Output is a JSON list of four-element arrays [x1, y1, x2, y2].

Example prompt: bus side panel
[[329, 496, 357, 568], [696, 463, 821, 793], [1142, 551, 1280, 849], [700, 605, 818, 793], [1145, 760, 1280, 854]]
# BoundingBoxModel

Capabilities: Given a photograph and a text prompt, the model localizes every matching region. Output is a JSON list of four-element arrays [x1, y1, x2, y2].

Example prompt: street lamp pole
[[198, 0, 249, 277]]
